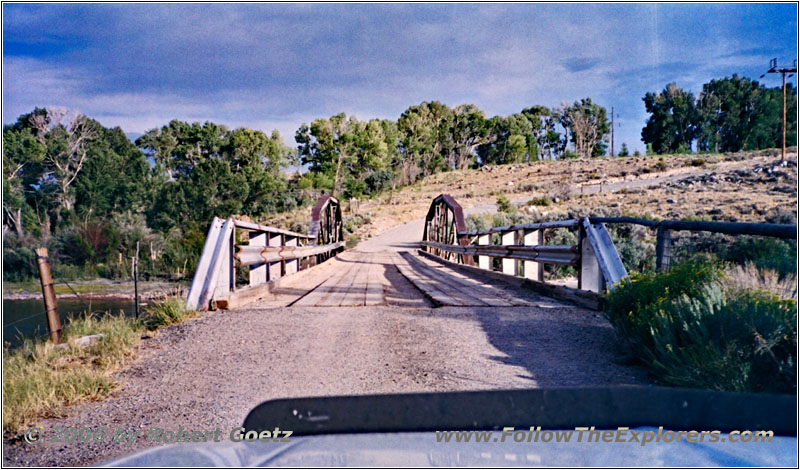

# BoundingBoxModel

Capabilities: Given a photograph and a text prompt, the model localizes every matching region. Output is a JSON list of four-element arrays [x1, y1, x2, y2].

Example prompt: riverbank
[[3, 295, 195, 438], [2, 279, 186, 301]]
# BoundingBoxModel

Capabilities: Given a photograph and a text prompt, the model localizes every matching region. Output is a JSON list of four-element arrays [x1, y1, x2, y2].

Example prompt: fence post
[[501, 230, 517, 275], [478, 234, 490, 270], [523, 229, 543, 282], [35, 247, 62, 343], [656, 227, 673, 271]]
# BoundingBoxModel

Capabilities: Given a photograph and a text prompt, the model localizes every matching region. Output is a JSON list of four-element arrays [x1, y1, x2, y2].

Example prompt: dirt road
[[4, 221, 650, 466]]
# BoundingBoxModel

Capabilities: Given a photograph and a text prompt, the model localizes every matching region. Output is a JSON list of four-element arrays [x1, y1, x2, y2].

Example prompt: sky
[[3, 3, 798, 153]]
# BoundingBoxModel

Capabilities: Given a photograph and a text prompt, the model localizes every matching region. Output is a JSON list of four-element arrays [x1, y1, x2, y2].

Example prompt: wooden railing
[[420, 195, 629, 307], [186, 195, 344, 311], [420, 194, 797, 307], [589, 216, 797, 271]]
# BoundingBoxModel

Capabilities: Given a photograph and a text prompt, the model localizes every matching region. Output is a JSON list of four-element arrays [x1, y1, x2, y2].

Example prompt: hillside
[[300, 148, 797, 241]]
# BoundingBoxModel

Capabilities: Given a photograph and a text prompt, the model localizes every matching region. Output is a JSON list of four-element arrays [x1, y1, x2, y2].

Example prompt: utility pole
[[761, 58, 797, 162], [609, 107, 619, 157], [610, 106, 614, 157]]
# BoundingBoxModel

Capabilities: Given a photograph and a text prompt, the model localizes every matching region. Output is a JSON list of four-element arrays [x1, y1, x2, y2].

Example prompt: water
[[3, 298, 135, 348]]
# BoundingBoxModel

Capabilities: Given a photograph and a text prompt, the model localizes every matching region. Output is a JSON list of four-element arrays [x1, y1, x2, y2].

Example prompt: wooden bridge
[[186, 194, 796, 312], [186, 194, 634, 312]]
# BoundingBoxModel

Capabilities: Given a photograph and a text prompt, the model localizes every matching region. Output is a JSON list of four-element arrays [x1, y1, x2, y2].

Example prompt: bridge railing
[[420, 195, 629, 308], [186, 195, 344, 311], [421, 194, 797, 307]]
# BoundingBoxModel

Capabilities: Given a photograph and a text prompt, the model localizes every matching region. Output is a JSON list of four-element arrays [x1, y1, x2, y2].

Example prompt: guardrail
[[420, 194, 797, 307], [421, 195, 629, 307], [186, 195, 344, 311], [589, 216, 797, 271]]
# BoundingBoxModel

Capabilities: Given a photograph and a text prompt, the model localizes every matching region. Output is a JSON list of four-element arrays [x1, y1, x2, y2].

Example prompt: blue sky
[[3, 3, 797, 153]]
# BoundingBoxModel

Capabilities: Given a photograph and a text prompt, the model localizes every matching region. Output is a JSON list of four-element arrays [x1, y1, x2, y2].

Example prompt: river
[[3, 298, 136, 348]]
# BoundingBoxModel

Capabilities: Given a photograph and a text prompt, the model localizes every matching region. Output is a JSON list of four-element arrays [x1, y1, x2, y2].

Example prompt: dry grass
[[3, 294, 195, 436], [348, 148, 796, 239], [726, 262, 798, 301]]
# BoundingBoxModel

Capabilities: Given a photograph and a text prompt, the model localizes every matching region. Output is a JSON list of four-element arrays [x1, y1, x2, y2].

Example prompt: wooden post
[[269, 233, 283, 280], [656, 227, 673, 271], [285, 236, 298, 275], [523, 229, 543, 282], [249, 231, 267, 286], [35, 248, 61, 343], [478, 234, 490, 270], [501, 230, 517, 276], [134, 242, 140, 319]]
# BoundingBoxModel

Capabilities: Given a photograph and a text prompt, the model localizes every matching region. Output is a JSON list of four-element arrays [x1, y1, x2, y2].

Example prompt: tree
[[397, 101, 453, 182], [3, 122, 45, 236], [560, 98, 610, 159], [618, 142, 630, 157], [447, 104, 489, 169], [229, 128, 293, 172], [136, 125, 177, 178], [74, 125, 150, 221], [478, 113, 537, 165], [36, 112, 100, 231], [696, 75, 796, 153], [641, 83, 698, 154]]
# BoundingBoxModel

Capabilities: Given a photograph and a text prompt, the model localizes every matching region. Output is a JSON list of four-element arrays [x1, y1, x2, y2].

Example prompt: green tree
[[74, 126, 150, 221], [696, 75, 797, 152], [397, 101, 454, 182], [560, 98, 610, 159], [641, 83, 698, 154], [618, 142, 630, 157], [447, 104, 489, 169], [3, 117, 46, 237], [478, 113, 537, 165]]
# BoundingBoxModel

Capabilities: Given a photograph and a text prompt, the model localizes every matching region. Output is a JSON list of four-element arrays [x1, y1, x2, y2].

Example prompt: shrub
[[719, 236, 797, 279], [496, 194, 513, 213], [346, 235, 360, 248], [726, 263, 797, 300], [2, 234, 38, 281], [343, 213, 371, 235], [606, 259, 796, 393], [527, 196, 552, 207], [365, 169, 395, 195], [605, 259, 725, 350]]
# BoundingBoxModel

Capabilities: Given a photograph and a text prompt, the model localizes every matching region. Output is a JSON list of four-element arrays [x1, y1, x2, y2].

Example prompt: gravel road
[[4, 217, 650, 467]]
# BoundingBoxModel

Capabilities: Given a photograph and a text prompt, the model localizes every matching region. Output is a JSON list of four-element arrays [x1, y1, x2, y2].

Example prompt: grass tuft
[[141, 294, 196, 330]]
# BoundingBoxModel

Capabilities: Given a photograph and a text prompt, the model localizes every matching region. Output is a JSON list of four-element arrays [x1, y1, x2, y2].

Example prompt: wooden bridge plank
[[392, 253, 465, 306], [292, 258, 355, 306], [399, 253, 509, 307], [337, 253, 372, 306], [396, 253, 492, 307], [409, 254, 532, 307], [365, 254, 385, 306], [323, 256, 364, 306]]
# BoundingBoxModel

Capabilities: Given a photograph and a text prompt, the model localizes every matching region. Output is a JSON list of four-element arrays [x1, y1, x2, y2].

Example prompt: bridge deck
[[256, 249, 543, 309]]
